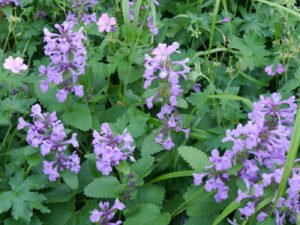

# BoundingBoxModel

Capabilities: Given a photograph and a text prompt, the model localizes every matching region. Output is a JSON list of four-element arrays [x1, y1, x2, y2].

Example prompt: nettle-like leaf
[[62, 102, 92, 131], [84, 176, 126, 198], [131, 156, 155, 179], [229, 33, 270, 70], [141, 131, 164, 156], [136, 184, 165, 206], [0, 174, 49, 224], [178, 146, 210, 172], [124, 204, 171, 225], [61, 170, 79, 190]]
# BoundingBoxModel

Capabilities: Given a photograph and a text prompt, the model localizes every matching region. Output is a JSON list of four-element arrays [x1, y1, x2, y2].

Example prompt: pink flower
[[264, 63, 285, 76], [276, 63, 285, 74], [221, 17, 231, 23], [97, 13, 116, 33], [3, 56, 28, 74]]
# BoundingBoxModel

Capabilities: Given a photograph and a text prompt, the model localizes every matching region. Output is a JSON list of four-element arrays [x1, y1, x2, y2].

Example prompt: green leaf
[[124, 204, 170, 225], [0, 191, 14, 213], [136, 184, 165, 206], [212, 200, 240, 225], [150, 170, 194, 183], [207, 94, 253, 110], [62, 103, 92, 131], [141, 131, 164, 156], [131, 156, 154, 179], [44, 184, 76, 204], [116, 161, 131, 175], [61, 170, 79, 190], [84, 176, 126, 198], [273, 107, 300, 212], [178, 146, 209, 171]]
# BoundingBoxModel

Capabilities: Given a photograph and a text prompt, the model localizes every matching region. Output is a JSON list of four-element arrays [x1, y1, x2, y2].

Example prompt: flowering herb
[[18, 104, 80, 181], [39, 21, 87, 102], [92, 123, 135, 176], [193, 93, 298, 223]]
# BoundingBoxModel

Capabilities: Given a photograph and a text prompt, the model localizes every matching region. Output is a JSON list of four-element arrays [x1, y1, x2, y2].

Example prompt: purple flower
[[66, 0, 97, 25], [239, 202, 255, 219], [221, 17, 231, 23], [192, 93, 299, 223], [0, 0, 19, 6], [40, 21, 87, 102], [92, 123, 135, 176], [193, 83, 201, 92], [265, 64, 285, 76], [144, 43, 190, 150], [147, 16, 159, 35], [18, 104, 80, 181], [90, 199, 125, 224]]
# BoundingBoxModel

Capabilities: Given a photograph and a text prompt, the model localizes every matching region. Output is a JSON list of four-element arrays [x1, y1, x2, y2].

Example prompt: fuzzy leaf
[[62, 103, 92, 131], [61, 170, 79, 190], [84, 176, 126, 198], [178, 146, 209, 171]]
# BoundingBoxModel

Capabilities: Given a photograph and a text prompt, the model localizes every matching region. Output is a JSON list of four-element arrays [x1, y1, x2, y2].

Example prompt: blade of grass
[[150, 170, 194, 183], [255, 0, 300, 19], [212, 200, 240, 225], [122, 0, 132, 39], [208, 0, 221, 51], [238, 71, 269, 87], [272, 107, 300, 213], [207, 94, 253, 110]]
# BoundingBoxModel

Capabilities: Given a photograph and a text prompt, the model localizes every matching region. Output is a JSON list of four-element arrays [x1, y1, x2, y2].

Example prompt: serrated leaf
[[131, 156, 154, 179], [124, 204, 170, 225], [0, 191, 14, 214], [116, 161, 131, 175], [84, 176, 125, 198], [136, 184, 165, 206], [141, 132, 164, 156], [62, 103, 92, 131], [178, 146, 209, 171], [62, 170, 79, 190]]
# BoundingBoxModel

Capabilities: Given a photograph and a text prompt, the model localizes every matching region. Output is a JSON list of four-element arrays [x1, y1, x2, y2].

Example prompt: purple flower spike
[[90, 199, 125, 225], [92, 123, 135, 176], [144, 42, 190, 150], [39, 21, 87, 102], [18, 104, 80, 181]]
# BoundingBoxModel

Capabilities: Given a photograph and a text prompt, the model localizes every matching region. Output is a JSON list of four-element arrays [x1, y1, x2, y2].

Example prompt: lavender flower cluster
[[144, 42, 190, 150], [0, 0, 19, 6], [90, 199, 125, 225], [18, 104, 80, 181], [39, 21, 87, 102], [92, 123, 135, 176], [67, 0, 97, 25], [128, 0, 159, 35], [193, 93, 299, 224]]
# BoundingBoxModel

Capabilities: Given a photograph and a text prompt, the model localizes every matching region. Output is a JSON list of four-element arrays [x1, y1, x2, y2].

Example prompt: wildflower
[[92, 123, 135, 176], [193, 83, 201, 92], [220, 17, 231, 23], [3, 56, 28, 74], [18, 104, 80, 181], [143, 42, 190, 150], [39, 21, 87, 102], [264, 63, 285, 76], [0, 0, 19, 6], [97, 13, 117, 33], [67, 0, 97, 25], [90, 199, 125, 224], [193, 93, 299, 224]]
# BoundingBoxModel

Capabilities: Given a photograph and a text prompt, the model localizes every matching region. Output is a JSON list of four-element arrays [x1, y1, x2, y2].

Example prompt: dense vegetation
[[0, 0, 300, 224]]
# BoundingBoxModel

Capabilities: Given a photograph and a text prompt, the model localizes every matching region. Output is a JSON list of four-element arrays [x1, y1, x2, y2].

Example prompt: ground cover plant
[[1, 0, 300, 224]]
